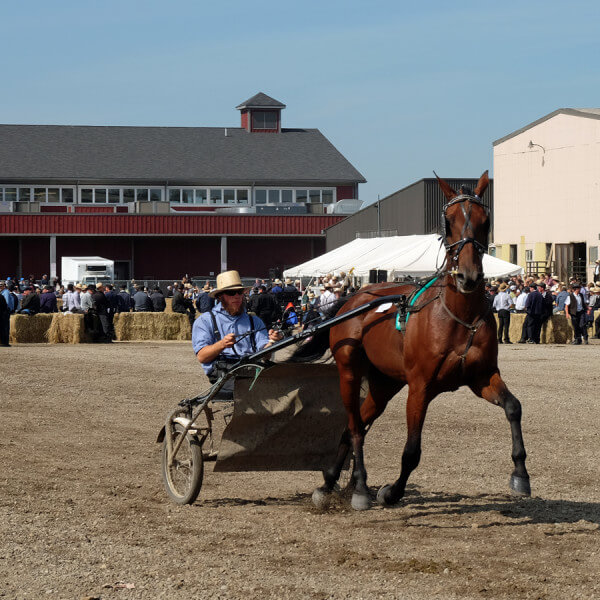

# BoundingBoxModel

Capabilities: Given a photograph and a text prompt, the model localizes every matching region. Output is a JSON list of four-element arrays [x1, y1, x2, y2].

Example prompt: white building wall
[[493, 112, 600, 280]]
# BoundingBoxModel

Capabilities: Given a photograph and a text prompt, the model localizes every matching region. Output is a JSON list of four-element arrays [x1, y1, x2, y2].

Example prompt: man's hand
[[221, 333, 236, 349], [268, 329, 283, 343]]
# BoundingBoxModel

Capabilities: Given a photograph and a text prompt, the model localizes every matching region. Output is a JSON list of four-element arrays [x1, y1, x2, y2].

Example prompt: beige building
[[492, 108, 600, 283]]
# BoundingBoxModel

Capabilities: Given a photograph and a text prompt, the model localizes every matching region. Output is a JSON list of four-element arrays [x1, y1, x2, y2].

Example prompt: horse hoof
[[312, 487, 331, 509], [510, 475, 531, 497], [351, 492, 371, 511], [376, 484, 395, 507]]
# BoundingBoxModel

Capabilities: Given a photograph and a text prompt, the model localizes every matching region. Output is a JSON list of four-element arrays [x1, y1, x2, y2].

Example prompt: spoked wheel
[[162, 423, 204, 505]]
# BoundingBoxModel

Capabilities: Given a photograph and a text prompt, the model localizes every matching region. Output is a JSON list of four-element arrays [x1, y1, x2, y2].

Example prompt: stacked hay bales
[[9, 314, 54, 343], [114, 312, 192, 341], [46, 313, 90, 344], [493, 313, 573, 343]]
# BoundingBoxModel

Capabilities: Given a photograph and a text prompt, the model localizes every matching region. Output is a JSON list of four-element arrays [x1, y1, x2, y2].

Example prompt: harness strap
[[438, 296, 490, 364]]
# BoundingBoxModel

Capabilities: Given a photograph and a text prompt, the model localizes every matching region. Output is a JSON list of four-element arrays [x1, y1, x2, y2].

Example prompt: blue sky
[[2, 1, 598, 203]]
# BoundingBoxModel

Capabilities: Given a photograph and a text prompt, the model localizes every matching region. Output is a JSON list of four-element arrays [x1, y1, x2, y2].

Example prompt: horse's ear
[[474, 170, 489, 198], [434, 171, 457, 201]]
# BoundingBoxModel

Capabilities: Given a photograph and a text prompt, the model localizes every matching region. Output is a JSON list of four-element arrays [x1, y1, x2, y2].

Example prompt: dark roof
[[0, 125, 365, 185], [493, 108, 600, 146], [236, 93, 286, 110]]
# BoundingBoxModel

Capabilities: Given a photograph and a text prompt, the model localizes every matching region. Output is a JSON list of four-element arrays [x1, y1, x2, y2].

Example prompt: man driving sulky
[[192, 270, 283, 383]]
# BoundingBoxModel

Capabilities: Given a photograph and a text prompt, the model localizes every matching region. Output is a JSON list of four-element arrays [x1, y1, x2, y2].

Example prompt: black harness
[[441, 193, 489, 265]]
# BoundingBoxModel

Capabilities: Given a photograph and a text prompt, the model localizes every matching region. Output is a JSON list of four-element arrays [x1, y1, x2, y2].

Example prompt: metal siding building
[[326, 178, 493, 251]]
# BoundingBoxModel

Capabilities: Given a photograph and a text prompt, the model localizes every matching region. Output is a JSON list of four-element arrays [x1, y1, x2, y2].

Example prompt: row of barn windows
[[0, 186, 335, 205]]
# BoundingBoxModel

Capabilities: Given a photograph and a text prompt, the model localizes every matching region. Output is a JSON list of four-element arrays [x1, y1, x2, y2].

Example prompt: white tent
[[283, 235, 523, 280]]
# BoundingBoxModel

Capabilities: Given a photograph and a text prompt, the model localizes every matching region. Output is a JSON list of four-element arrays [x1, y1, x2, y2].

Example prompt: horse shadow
[[388, 485, 600, 529]]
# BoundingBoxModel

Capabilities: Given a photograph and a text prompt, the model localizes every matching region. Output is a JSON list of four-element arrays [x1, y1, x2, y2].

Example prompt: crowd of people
[[1, 269, 598, 347], [487, 272, 600, 345]]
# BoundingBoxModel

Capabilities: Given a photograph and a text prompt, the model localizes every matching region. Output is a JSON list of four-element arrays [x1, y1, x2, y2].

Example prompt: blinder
[[441, 193, 489, 261]]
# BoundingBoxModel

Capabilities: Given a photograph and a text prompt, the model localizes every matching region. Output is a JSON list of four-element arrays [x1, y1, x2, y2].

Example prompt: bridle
[[441, 193, 489, 264]]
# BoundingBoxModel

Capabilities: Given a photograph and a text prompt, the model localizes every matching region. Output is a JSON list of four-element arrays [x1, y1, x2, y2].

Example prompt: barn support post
[[49, 235, 57, 280], [220, 236, 227, 272]]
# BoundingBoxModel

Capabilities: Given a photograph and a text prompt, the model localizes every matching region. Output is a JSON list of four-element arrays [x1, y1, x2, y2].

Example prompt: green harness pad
[[395, 277, 438, 332]]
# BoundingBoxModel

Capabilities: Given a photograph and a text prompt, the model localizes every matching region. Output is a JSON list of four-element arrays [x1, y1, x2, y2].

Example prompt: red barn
[[0, 93, 365, 281]]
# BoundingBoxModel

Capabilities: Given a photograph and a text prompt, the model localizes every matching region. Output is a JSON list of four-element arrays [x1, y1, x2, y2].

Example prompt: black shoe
[[526, 340, 535, 344], [584, 339, 589, 345], [504, 340, 513, 344], [518, 340, 526, 344], [1, 343, 11, 347], [498, 340, 503, 344], [571, 340, 582, 345]]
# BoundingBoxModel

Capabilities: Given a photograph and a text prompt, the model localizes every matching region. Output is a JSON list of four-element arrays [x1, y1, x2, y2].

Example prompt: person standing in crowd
[[39, 285, 58, 313], [0, 280, 16, 315], [539, 282, 554, 327], [0, 282, 11, 347], [248, 285, 280, 330], [18, 286, 41, 315], [91, 283, 111, 343], [104, 284, 119, 339], [196, 283, 215, 314], [493, 282, 513, 343], [63, 283, 83, 313], [117, 284, 133, 312], [554, 284, 569, 313], [319, 282, 336, 317], [80, 284, 94, 313], [523, 283, 544, 344], [150, 286, 166, 312], [565, 283, 588, 345], [133, 285, 152, 312], [172, 283, 196, 325]]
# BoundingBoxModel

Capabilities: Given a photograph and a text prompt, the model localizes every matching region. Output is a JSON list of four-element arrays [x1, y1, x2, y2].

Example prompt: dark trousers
[[527, 314, 542, 344], [497, 309, 511, 342], [595, 313, 600, 338], [0, 313, 10, 345], [570, 311, 587, 341]]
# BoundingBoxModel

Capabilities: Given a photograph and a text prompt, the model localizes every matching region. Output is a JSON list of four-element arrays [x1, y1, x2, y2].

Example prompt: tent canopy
[[283, 235, 523, 280]]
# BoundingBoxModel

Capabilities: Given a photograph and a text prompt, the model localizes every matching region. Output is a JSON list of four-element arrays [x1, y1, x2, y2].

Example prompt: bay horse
[[291, 171, 530, 510]]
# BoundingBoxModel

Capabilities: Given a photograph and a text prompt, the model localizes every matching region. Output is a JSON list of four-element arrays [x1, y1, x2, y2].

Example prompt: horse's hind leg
[[377, 385, 431, 506], [317, 372, 404, 503], [470, 372, 531, 496]]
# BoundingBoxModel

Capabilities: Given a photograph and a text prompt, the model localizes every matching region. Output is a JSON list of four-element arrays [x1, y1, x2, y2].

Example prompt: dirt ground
[[1, 341, 599, 599]]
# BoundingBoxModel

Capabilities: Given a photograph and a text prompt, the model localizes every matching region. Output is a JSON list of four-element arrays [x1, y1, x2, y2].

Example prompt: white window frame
[[253, 187, 337, 206], [78, 186, 162, 204]]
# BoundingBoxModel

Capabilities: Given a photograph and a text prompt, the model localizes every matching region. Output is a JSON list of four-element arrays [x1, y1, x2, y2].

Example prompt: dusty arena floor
[[1, 342, 599, 599]]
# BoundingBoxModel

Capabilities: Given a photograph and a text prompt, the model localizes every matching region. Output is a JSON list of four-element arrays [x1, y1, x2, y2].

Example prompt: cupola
[[236, 92, 286, 133]]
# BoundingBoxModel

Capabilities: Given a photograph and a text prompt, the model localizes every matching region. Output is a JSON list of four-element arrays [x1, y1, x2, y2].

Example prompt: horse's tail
[[288, 297, 349, 363]]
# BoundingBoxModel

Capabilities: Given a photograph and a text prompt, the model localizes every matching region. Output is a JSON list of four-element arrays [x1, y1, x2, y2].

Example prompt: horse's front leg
[[377, 385, 431, 506], [470, 371, 531, 496]]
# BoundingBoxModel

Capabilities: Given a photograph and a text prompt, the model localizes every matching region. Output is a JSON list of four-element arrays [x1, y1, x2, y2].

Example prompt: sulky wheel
[[162, 423, 204, 505]]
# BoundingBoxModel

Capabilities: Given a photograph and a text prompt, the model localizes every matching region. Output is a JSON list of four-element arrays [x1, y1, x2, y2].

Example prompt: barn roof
[[235, 92, 286, 110], [493, 108, 600, 146], [0, 124, 365, 185]]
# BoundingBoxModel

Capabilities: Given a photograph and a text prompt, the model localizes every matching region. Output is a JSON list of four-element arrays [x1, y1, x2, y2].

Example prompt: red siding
[[336, 185, 356, 200], [0, 214, 344, 236], [241, 110, 249, 131]]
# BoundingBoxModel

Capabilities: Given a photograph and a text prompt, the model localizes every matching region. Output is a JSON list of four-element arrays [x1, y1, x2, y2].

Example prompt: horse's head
[[436, 171, 490, 294]]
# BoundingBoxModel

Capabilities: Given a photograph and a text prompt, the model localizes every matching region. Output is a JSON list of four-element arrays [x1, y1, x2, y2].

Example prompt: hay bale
[[114, 312, 191, 341], [46, 313, 90, 344], [495, 312, 573, 344], [9, 314, 54, 343]]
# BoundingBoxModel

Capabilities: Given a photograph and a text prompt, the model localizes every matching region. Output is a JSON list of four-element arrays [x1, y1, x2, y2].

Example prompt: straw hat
[[498, 282, 508, 291], [95, 283, 103, 289], [75, 283, 82, 290], [210, 270, 248, 298], [273, 278, 282, 285], [308, 292, 315, 299], [202, 284, 211, 291], [284, 278, 293, 285]]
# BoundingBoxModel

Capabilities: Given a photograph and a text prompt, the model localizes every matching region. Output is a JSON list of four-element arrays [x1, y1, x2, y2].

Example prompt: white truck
[[61, 256, 114, 285]]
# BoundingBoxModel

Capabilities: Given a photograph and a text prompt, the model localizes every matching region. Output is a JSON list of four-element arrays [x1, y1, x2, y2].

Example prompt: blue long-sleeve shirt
[[192, 302, 269, 374]]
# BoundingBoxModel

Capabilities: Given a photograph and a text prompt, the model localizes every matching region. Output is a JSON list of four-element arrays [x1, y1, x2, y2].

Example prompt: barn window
[[252, 111, 278, 129]]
